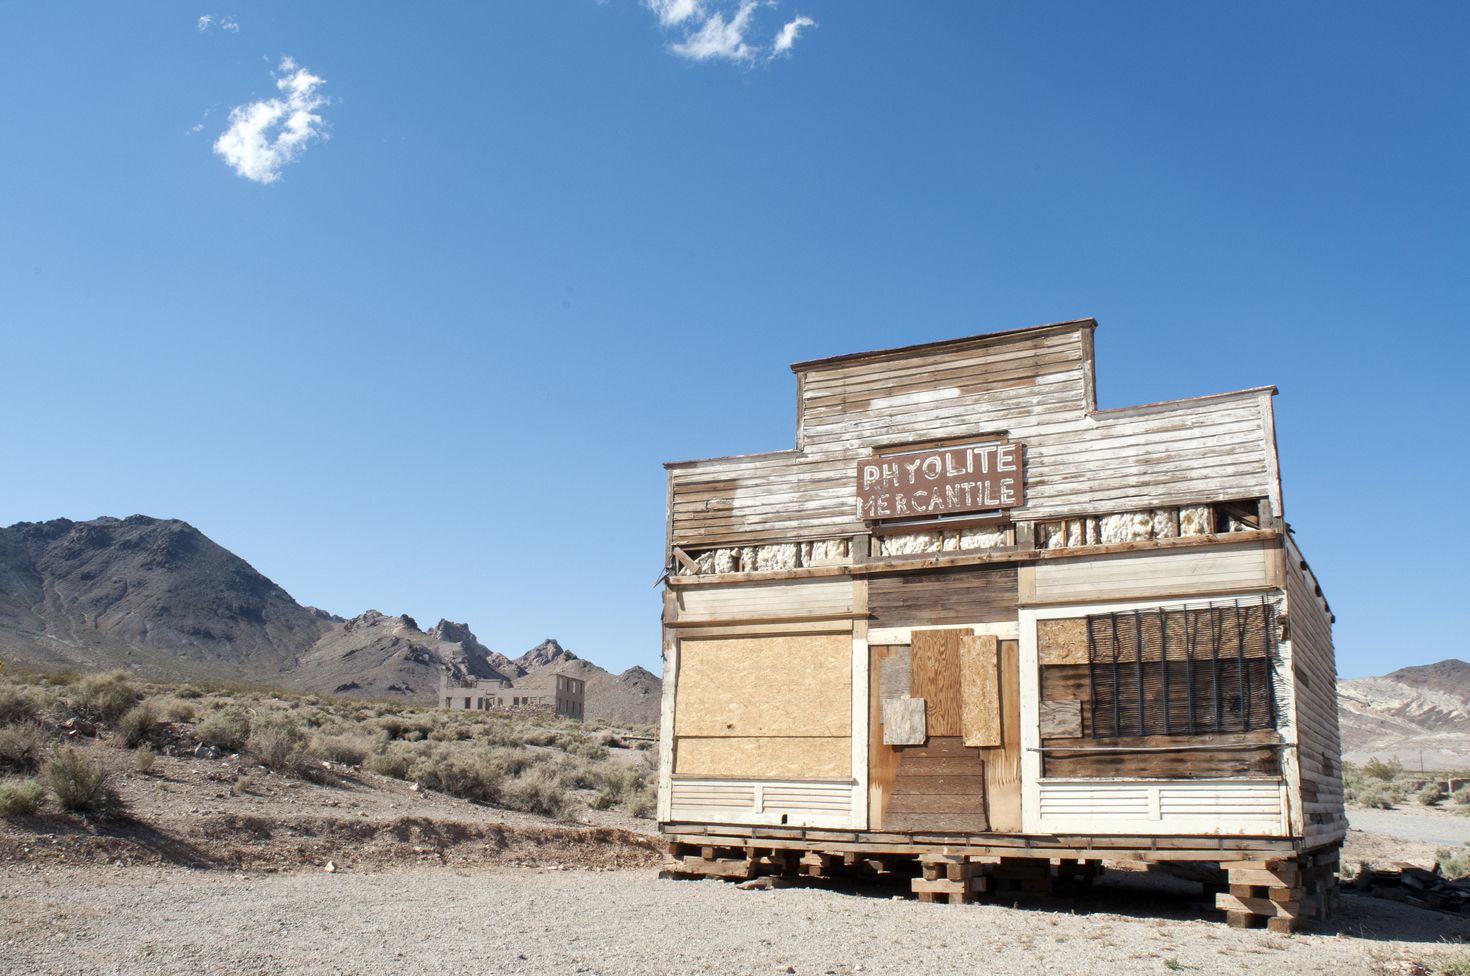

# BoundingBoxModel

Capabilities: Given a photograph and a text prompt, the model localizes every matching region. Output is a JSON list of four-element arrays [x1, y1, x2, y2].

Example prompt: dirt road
[[2, 863, 1465, 976]]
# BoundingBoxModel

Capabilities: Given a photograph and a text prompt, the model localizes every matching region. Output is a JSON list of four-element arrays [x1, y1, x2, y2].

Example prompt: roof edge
[[789, 317, 1098, 374]]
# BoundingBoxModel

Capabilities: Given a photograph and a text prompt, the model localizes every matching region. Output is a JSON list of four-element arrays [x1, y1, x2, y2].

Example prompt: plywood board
[[881, 697, 926, 746], [959, 634, 1001, 747], [878, 647, 911, 700], [673, 736, 851, 779], [1039, 699, 1083, 739], [1037, 617, 1090, 666], [675, 634, 851, 737], [869, 567, 1017, 628], [910, 629, 970, 736]]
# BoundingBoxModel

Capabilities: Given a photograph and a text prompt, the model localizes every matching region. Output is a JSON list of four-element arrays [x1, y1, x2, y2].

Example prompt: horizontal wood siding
[[673, 578, 854, 622], [668, 325, 1280, 547], [668, 778, 856, 829], [1284, 536, 1345, 849], [1029, 542, 1271, 604], [868, 565, 1018, 628], [1035, 779, 1287, 836]]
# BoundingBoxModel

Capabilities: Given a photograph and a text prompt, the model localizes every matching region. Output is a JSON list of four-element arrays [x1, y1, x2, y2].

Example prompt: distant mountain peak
[[515, 638, 578, 672]]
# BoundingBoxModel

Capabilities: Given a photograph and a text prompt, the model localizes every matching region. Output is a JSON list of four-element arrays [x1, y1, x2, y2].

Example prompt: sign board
[[856, 442, 1023, 521]]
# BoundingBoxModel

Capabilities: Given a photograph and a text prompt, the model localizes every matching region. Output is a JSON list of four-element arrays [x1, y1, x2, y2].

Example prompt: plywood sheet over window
[[675, 634, 852, 738]]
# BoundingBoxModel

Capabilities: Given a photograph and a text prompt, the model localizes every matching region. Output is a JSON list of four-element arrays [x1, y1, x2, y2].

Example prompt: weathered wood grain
[[1039, 699, 1083, 739], [881, 697, 926, 746], [910, 629, 969, 736], [982, 639, 1022, 831], [878, 647, 911, 701], [869, 566, 1017, 628]]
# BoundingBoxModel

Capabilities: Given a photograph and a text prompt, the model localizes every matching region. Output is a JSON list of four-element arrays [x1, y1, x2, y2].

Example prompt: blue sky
[[1, 2, 1465, 678]]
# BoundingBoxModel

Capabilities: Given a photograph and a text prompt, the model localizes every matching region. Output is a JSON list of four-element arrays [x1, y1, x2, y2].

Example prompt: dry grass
[[0, 669, 658, 825], [44, 747, 124, 817], [0, 778, 45, 817]]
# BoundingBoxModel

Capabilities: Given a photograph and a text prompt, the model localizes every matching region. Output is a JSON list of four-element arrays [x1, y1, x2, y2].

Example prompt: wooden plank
[[1039, 699, 1083, 739], [867, 645, 904, 831], [881, 698, 927, 746], [869, 567, 1018, 628], [960, 634, 1001, 747], [878, 648, 911, 700], [910, 629, 969, 736], [983, 639, 1022, 832]]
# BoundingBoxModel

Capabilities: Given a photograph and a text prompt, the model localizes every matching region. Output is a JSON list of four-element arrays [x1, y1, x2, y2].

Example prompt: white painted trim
[[1018, 607, 1043, 832], [668, 778, 857, 830], [1033, 778, 1288, 836], [851, 632, 870, 829], [656, 635, 680, 823]]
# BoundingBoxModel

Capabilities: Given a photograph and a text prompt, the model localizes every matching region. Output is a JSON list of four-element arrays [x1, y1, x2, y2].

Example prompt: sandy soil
[[6, 750, 1470, 975]]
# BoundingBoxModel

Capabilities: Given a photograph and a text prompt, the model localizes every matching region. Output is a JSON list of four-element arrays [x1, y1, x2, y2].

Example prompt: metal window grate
[[1086, 599, 1278, 738]]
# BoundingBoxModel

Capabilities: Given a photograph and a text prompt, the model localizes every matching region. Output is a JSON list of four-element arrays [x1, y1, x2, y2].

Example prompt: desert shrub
[[1439, 844, 1470, 880], [1361, 757, 1404, 782], [503, 765, 577, 820], [562, 735, 610, 761], [314, 732, 382, 766], [231, 773, 255, 795], [410, 745, 507, 804], [1419, 782, 1447, 806], [374, 715, 434, 742], [245, 712, 310, 774], [1453, 786, 1470, 808], [590, 763, 656, 817], [197, 708, 251, 752], [366, 743, 418, 780], [1356, 782, 1396, 809], [116, 702, 160, 749], [555, 758, 603, 791], [0, 684, 36, 725], [173, 685, 203, 700], [71, 672, 142, 725], [151, 696, 197, 723], [45, 747, 124, 816], [0, 723, 47, 773], [0, 778, 45, 817], [134, 746, 156, 775], [1436, 952, 1470, 976]]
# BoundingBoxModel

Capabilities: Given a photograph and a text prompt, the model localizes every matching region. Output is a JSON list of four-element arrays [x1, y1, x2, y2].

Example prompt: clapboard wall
[[1284, 535, 1345, 849], [666, 321, 1282, 548]]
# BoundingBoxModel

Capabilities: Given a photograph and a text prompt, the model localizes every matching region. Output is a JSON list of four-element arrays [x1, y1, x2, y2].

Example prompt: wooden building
[[657, 318, 1342, 930]]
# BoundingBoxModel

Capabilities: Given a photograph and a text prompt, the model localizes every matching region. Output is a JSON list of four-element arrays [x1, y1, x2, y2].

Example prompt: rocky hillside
[[0, 516, 335, 680], [0, 515, 660, 725], [1340, 660, 1470, 770]]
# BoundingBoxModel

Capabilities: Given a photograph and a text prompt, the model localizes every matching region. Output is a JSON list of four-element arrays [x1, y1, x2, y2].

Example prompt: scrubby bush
[[197, 708, 251, 752], [504, 765, 577, 820], [45, 747, 124, 817], [374, 715, 434, 742], [1419, 782, 1447, 806], [1453, 785, 1470, 808], [1439, 844, 1470, 880], [1356, 782, 1396, 809], [71, 671, 141, 724], [590, 763, 656, 818], [0, 778, 45, 817], [0, 684, 36, 725], [1361, 757, 1404, 782], [116, 702, 160, 749], [245, 712, 310, 773], [314, 732, 382, 767], [151, 696, 197, 723], [0, 723, 47, 773], [134, 746, 156, 775], [1436, 951, 1470, 976]]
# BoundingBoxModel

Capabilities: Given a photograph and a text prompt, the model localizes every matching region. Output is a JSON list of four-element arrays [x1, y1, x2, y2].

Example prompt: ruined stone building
[[438, 671, 585, 720]]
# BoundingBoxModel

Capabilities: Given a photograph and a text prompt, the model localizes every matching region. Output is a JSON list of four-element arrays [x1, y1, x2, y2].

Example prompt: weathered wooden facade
[[657, 319, 1343, 930]]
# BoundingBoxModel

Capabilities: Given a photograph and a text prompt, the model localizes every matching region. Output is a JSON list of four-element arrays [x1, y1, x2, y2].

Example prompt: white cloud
[[646, 0, 702, 27], [670, 1, 758, 62], [198, 14, 239, 33], [772, 15, 815, 55], [212, 58, 328, 184]]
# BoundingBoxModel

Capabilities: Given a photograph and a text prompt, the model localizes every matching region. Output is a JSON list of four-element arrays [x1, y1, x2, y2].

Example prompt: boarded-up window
[[1086, 601, 1278, 738], [674, 633, 852, 780]]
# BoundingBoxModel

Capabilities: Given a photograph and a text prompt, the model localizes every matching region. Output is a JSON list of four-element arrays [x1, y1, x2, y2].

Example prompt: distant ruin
[[438, 670, 585, 720]]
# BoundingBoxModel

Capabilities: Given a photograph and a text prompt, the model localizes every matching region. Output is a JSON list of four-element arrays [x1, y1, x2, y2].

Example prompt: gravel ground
[[3, 864, 1467, 976], [1349, 808, 1470, 847]]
